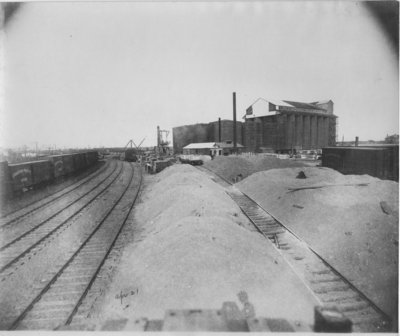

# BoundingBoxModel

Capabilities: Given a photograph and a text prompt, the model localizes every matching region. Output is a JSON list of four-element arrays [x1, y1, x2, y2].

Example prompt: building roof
[[183, 142, 219, 149], [324, 147, 396, 152], [8, 159, 49, 166], [248, 97, 292, 108], [183, 142, 244, 149], [209, 119, 243, 124], [283, 100, 326, 111], [244, 97, 334, 119], [311, 100, 332, 105], [266, 98, 293, 107], [172, 122, 209, 130]]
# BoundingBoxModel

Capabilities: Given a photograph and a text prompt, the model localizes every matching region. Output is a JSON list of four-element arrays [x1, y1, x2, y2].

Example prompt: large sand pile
[[237, 167, 398, 321], [204, 155, 308, 183], [95, 164, 319, 327]]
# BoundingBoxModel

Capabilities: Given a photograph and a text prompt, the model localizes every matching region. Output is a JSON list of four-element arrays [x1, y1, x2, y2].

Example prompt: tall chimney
[[233, 92, 237, 153], [218, 117, 221, 142], [157, 125, 160, 148], [355, 136, 359, 147]]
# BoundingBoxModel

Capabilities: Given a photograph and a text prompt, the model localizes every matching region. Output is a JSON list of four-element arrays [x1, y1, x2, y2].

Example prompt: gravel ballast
[[203, 155, 310, 183], [95, 165, 319, 327], [236, 166, 398, 322]]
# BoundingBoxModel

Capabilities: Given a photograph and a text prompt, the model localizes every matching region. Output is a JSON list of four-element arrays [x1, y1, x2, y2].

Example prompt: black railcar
[[48, 155, 65, 178], [2, 151, 99, 197], [322, 146, 399, 181], [73, 153, 87, 171], [125, 148, 138, 162], [62, 154, 75, 175], [8, 160, 52, 193]]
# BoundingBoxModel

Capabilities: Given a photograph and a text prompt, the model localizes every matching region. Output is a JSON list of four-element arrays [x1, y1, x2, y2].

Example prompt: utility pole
[[233, 92, 237, 154], [218, 117, 221, 142]]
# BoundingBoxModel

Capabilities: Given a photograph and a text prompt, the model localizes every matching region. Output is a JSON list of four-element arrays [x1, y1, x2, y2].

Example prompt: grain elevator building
[[244, 98, 337, 153]]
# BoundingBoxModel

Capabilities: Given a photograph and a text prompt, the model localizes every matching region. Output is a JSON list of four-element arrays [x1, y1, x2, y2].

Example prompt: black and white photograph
[[0, 1, 398, 332]]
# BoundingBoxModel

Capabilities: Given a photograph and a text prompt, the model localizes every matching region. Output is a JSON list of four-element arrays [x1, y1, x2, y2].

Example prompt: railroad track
[[0, 160, 123, 276], [2, 162, 142, 330], [196, 165, 392, 332], [0, 160, 112, 229]]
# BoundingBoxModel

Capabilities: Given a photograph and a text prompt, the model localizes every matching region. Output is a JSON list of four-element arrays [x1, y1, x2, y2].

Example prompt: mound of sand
[[204, 155, 308, 183], [95, 164, 319, 327], [237, 166, 398, 321]]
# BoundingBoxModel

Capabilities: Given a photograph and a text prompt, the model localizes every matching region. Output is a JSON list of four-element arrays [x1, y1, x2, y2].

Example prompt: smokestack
[[355, 136, 359, 147], [218, 118, 221, 142], [157, 125, 160, 147], [233, 92, 237, 153]]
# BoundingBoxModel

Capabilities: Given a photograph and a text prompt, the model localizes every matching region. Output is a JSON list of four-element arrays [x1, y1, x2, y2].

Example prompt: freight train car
[[8, 162, 34, 192], [73, 152, 87, 171], [179, 154, 204, 165], [48, 155, 65, 179], [322, 146, 399, 181], [125, 148, 138, 162], [62, 154, 75, 175], [86, 151, 98, 166], [8, 160, 51, 193], [31, 160, 52, 186], [2, 151, 99, 197], [0, 161, 12, 199]]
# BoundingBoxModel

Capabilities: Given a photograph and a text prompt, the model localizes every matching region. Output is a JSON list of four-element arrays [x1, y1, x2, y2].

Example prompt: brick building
[[244, 98, 337, 153], [173, 120, 244, 154]]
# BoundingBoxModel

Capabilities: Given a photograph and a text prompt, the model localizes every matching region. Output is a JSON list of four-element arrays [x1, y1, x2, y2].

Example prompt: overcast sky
[[1, 1, 398, 149]]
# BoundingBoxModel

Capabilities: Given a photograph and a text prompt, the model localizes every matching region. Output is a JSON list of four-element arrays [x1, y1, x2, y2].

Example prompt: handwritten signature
[[115, 288, 139, 305]]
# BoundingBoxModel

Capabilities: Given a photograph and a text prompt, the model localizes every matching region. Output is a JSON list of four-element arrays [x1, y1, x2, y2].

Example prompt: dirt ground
[[94, 164, 319, 327], [203, 155, 312, 183], [236, 166, 398, 322]]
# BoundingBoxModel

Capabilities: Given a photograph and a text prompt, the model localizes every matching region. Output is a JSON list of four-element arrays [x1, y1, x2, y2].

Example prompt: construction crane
[[157, 126, 170, 157], [123, 137, 145, 162]]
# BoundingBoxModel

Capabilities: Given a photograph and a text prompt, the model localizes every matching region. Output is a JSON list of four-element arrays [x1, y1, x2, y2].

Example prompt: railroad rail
[[0, 160, 110, 227], [3, 162, 142, 330], [0, 160, 123, 276], [196, 165, 392, 332]]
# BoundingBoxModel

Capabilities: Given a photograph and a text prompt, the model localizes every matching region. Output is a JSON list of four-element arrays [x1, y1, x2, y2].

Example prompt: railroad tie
[[312, 282, 350, 294], [318, 291, 360, 303]]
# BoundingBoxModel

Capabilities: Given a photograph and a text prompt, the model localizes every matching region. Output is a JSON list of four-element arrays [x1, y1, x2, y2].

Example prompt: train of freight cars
[[0, 151, 98, 198], [124, 148, 138, 162]]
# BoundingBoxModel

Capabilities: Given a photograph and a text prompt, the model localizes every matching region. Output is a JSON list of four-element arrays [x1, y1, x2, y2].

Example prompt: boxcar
[[0, 161, 12, 199], [322, 146, 399, 181], [31, 160, 52, 185], [73, 153, 86, 171], [8, 162, 34, 192], [81, 152, 88, 169], [86, 151, 98, 166], [48, 155, 65, 178], [125, 149, 138, 162], [62, 154, 75, 175]]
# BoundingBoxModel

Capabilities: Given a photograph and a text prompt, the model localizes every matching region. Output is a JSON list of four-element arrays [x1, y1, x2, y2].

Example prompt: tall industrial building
[[172, 97, 337, 154], [173, 120, 244, 154], [244, 98, 337, 153]]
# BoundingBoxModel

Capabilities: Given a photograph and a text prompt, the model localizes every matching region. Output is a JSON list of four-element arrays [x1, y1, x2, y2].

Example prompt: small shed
[[183, 141, 244, 156], [217, 141, 245, 155], [183, 143, 220, 156]]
